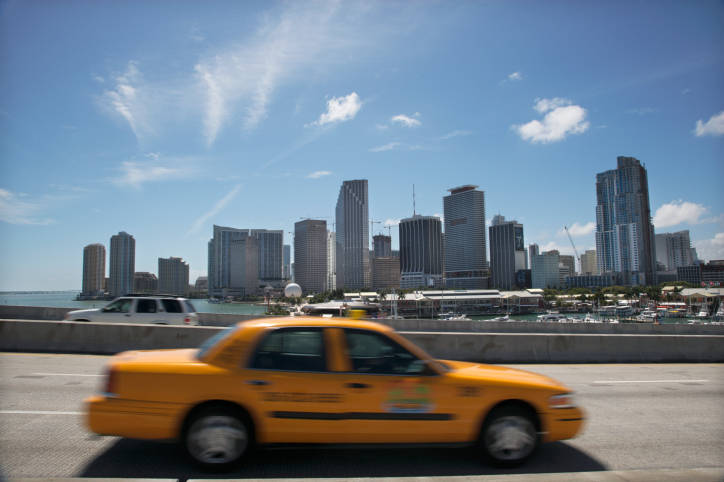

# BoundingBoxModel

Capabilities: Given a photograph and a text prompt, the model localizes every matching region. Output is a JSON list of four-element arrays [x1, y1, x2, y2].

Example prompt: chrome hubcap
[[187, 415, 247, 464], [485, 415, 536, 461]]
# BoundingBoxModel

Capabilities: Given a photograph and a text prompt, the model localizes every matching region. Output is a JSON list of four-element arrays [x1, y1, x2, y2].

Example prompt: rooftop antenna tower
[[413, 184, 416, 216]]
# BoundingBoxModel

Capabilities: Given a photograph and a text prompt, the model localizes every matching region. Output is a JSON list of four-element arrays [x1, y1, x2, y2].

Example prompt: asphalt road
[[1, 353, 722, 479]]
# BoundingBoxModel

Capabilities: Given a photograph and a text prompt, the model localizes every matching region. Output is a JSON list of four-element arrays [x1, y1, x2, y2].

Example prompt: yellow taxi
[[86, 318, 584, 470]]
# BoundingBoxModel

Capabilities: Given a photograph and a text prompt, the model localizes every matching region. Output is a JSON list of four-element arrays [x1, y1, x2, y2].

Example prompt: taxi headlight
[[549, 393, 576, 409]]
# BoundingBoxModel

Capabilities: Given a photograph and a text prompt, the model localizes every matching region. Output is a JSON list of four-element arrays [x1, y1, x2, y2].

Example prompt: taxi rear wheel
[[480, 406, 538, 467], [184, 407, 250, 470]]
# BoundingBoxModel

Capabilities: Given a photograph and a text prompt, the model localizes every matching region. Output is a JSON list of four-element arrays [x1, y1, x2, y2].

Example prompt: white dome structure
[[284, 283, 303, 298]]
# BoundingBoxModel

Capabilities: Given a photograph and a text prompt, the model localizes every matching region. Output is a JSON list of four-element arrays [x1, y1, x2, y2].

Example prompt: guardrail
[[2, 319, 723, 363]]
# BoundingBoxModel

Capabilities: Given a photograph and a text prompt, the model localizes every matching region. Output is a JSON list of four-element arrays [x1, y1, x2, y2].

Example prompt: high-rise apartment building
[[133, 272, 158, 294], [373, 234, 392, 258], [580, 249, 598, 275], [109, 231, 135, 297], [443, 185, 488, 289], [208, 225, 259, 298], [294, 219, 328, 294], [655, 230, 693, 271], [251, 229, 284, 286], [327, 230, 336, 291], [488, 216, 526, 290], [399, 215, 443, 289], [595, 156, 656, 285], [532, 250, 561, 289], [335, 180, 370, 290], [158, 257, 190, 296], [283, 244, 291, 280], [82, 243, 106, 297]]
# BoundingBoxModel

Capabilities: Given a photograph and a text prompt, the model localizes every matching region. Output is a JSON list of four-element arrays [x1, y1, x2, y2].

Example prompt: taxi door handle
[[345, 382, 370, 389], [246, 380, 270, 386]]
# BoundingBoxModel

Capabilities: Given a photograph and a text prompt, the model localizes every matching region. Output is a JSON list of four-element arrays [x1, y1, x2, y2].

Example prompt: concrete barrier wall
[[2, 319, 723, 363], [3, 305, 724, 335]]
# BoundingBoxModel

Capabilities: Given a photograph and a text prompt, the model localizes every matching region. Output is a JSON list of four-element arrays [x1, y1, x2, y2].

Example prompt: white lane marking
[[593, 379, 709, 384], [0, 410, 83, 415], [33, 373, 103, 377]]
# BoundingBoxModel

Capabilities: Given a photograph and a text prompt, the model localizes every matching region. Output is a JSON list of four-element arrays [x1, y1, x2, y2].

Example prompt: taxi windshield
[[196, 326, 237, 360]]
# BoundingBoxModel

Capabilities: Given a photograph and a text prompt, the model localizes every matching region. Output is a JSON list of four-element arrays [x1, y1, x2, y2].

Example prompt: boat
[[537, 312, 568, 322], [488, 314, 510, 322], [439, 312, 471, 321]]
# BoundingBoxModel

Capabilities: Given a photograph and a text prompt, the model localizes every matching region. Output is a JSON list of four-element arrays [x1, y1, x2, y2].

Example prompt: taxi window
[[249, 328, 327, 372], [343, 329, 427, 375]]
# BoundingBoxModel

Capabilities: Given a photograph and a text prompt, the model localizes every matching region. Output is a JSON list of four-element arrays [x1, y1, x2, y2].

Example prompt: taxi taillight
[[104, 368, 117, 395]]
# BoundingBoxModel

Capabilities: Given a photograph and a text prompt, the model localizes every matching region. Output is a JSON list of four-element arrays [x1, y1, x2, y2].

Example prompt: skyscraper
[[158, 257, 190, 296], [528, 243, 540, 270], [532, 250, 560, 289], [251, 229, 284, 286], [559, 255, 576, 277], [595, 156, 656, 285], [294, 219, 327, 294], [109, 232, 135, 297], [655, 230, 693, 271], [327, 230, 336, 291], [82, 243, 106, 297], [335, 180, 370, 290], [208, 225, 259, 298], [283, 244, 291, 280], [443, 185, 488, 289], [399, 215, 443, 289], [373, 234, 392, 258], [580, 249, 598, 275], [489, 216, 525, 290]]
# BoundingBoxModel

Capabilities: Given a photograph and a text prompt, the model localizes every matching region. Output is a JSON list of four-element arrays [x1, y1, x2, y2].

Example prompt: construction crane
[[370, 219, 382, 236], [564, 226, 581, 272]]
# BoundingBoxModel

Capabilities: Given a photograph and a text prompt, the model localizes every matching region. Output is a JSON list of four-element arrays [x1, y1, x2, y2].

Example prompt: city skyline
[[1, 1, 723, 290]]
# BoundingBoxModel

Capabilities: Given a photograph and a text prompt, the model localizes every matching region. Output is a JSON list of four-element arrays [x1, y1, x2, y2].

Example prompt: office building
[[702, 260, 724, 285], [251, 229, 284, 286], [283, 244, 291, 280], [194, 277, 208, 292], [133, 272, 157, 294], [677, 265, 702, 285], [528, 244, 539, 270], [208, 225, 259, 298], [489, 216, 526, 290], [399, 215, 443, 289], [294, 219, 327, 294], [335, 180, 370, 290], [109, 231, 135, 297], [373, 234, 392, 258], [580, 250, 598, 275], [372, 257, 401, 290], [655, 230, 693, 271], [158, 257, 190, 296], [560, 255, 576, 277], [327, 231, 336, 291], [595, 156, 656, 285], [443, 185, 488, 289], [532, 250, 560, 289], [82, 243, 106, 297]]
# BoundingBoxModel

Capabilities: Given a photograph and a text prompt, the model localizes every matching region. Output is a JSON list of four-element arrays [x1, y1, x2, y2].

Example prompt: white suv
[[64, 295, 199, 325]]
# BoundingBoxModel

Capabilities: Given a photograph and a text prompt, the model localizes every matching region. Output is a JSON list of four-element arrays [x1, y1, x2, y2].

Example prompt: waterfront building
[[82, 243, 106, 297], [399, 215, 443, 289], [677, 265, 701, 285], [283, 244, 291, 280], [702, 260, 724, 286], [109, 231, 135, 297], [335, 180, 370, 290], [580, 249, 598, 275], [559, 255, 576, 277], [372, 257, 400, 290], [327, 230, 336, 291], [158, 257, 190, 296], [528, 244, 539, 270], [251, 229, 284, 287], [208, 225, 259, 298], [595, 156, 657, 285], [443, 185, 488, 289], [515, 269, 532, 289], [565, 273, 620, 289], [373, 234, 392, 258], [655, 230, 693, 271], [294, 219, 327, 294], [489, 215, 525, 290], [133, 272, 157, 294], [532, 250, 560, 289], [194, 276, 208, 292]]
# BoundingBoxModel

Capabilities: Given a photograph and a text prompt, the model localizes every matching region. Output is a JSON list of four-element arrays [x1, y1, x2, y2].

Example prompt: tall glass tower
[[595, 156, 656, 285], [399, 215, 443, 289], [335, 180, 370, 290], [109, 232, 135, 297], [443, 185, 488, 288]]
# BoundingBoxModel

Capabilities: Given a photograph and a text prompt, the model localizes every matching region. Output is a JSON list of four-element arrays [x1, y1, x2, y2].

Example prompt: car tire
[[480, 405, 538, 467], [184, 407, 250, 471]]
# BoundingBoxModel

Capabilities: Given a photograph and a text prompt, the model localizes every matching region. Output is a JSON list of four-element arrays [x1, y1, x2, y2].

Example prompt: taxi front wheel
[[184, 407, 250, 471], [480, 406, 538, 467]]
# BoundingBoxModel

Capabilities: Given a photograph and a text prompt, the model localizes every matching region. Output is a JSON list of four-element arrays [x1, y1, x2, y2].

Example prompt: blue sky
[[1, 0, 723, 290]]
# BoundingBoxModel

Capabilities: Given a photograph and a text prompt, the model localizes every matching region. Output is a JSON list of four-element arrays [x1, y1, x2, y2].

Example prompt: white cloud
[[693, 233, 724, 262], [433, 213, 444, 223], [306, 170, 331, 179], [514, 98, 590, 143], [390, 113, 421, 128], [187, 184, 242, 235], [99, 61, 145, 138], [653, 200, 709, 228], [508, 71, 522, 81], [0, 189, 54, 225], [114, 159, 194, 189], [559, 222, 595, 237], [439, 130, 472, 140], [370, 142, 401, 152], [694, 110, 724, 137], [384, 218, 401, 227], [312, 92, 362, 126]]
